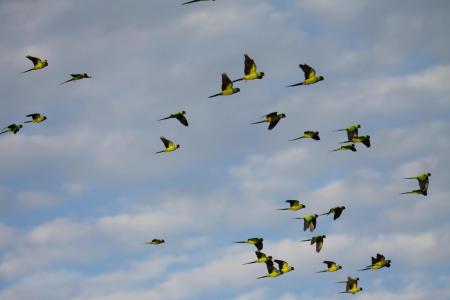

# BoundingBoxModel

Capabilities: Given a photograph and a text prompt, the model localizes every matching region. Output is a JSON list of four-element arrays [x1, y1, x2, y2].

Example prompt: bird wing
[[244, 54, 256, 75], [267, 118, 280, 130], [286, 200, 299, 207], [347, 127, 358, 140], [334, 208, 343, 220], [323, 261, 335, 268], [255, 240, 264, 251], [274, 259, 287, 271], [265, 112, 278, 118], [221, 73, 233, 91], [255, 251, 265, 259], [361, 136, 371, 147], [160, 137, 172, 148], [176, 114, 189, 126], [419, 177, 429, 192], [299, 64, 316, 80], [265, 259, 275, 273], [26, 113, 40, 119], [26, 56, 41, 65], [316, 238, 324, 252]]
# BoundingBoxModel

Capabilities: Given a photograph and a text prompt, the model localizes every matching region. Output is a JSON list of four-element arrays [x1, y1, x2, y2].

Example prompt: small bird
[[145, 239, 165, 245], [287, 64, 324, 87], [360, 253, 391, 271], [317, 261, 342, 273], [155, 136, 180, 154], [341, 135, 371, 148], [294, 214, 319, 232], [335, 124, 361, 140], [233, 54, 265, 82], [330, 144, 357, 152], [320, 206, 346, 220], [158, 111, 189, 127], [404, 172, 431, 195], [289, 131, 320, 141], [277, 200, 306, 211], [1, 124, 23, 135], [22, 56, 48, 73], [274, 259, 295, 274], [60, 73, 91, 85], [301, 235, 326, 253], [400, 189, 428, 196], [243, 251, 272, 265], [337, 276, 359, 285], [24, 113, 47, 124], [235, 237, 264, 251], [340, 278, 363, 294], [252, 112, 286, 130], [182, 0, 214, 5], [209, 73, 240, 98], [257, 258, 281, 279]]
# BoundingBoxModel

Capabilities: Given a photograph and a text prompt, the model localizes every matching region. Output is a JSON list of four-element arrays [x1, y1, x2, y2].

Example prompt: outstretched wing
[[286, 200, 299, 207], [265, 259, 275, 273], [26, 56, 41, 65], [176, 114, 189, 127], [299, 64, 316, 80], [268, 119, 280, 130], [160, 137, 172, 148], [244, 54, 256, 75], [323, 261, 335, 268], [255, 251, 265, 259], [26, 113, 40, 119], [221, 73, 233, 91]]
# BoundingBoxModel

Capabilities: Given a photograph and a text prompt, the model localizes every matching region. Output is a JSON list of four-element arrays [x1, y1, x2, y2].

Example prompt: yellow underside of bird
[[165, 145, 178, 152], [222, 89, 236, 95], [243, 73, 259, 80], [303, 77, 322, 85], [328, 265, 340, 272], [32, 117, 46, 123]]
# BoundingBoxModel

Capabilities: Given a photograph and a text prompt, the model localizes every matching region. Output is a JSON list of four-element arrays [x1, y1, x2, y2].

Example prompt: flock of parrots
[[1, 0, 433, 296]]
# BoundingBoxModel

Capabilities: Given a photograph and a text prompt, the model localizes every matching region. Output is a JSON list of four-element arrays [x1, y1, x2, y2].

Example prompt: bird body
[[290, 131, 320, 141], [209, 73, 240, 98], [301, 235, 326, 253], [320, 206, 346, 220], [335, 124, 361, 140], [145, 239, 165, 245], [318, 261, 342, 273], [295, 214, 319, 232], [404, 172, 430, 195], [155, 136, 180, 154], [159, 111, 189, 127], [257, 258, 281, 279], [360, 253, 391, 271], [274, 259, 295, 274], [277, 200, 305, 211], [244, 251, 272, 265], [61, 73, 91, 84], [24, 113, 47, 124], [22, 56, 48, 73], [341, 135, 371, 148], [287, 64, 324, 87], [252, 112, 286, 130], [233, 54, 265, 82], [330, 144, 357, 152], [1, 124, 23, 135], [235, 237, 264, 251]]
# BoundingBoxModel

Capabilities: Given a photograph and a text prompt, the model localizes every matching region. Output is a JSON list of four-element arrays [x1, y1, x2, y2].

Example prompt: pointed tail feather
[[251, 121, 266, 125], [317, 270, 327, 273], [234, 241, 246, 244], [154, 150, 165, 154], [21, 68, 34, 74], [277, 208, 289, 210], [0, 131, 8, 135], [286, 82, 303, 87], [60, 79, 74, 85], [158, 117, 171, 121], [243, 261, 257, 265], [23, 121, 33, 124], [334, 129, 346, 132], [339, 140, 351, 144], [257, 275, 268, 279], [208, 93, 221, 98], [359, 267, 370, 271], [289, 137, 303, 141]]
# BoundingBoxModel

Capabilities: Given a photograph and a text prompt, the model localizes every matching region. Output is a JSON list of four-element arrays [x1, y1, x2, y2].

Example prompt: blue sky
[[1, 0, 450, 299]]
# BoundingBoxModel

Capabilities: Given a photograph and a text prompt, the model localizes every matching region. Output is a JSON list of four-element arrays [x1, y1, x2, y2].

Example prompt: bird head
[[234, 88, 241, 93], [182, 110, 186, 114], [322, 235, 326, 238], [43, 116, 48, 121], [318, 76, 324, 81], [342, 206, 346, 210], [301, 204, 306, 208], [338, 265, 343, 270], [257, 72, 265, 79], [357, 124, 361, 128], [161, 239, 165, 243], [84, 73, 91, 78], [280, 113, 286, 118], [359, 288, 363, 291], [290, 266, 295, 271], [43, 60, 48, 66], [427, 173, 431, 176], [18, 124, 23, 129], [176, 144, 181, 149], [313, 214, 318, 218], [268, 256, 273, 260]]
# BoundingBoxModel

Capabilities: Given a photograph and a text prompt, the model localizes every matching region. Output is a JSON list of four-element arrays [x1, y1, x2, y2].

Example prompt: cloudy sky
[[1, 0, 450, 299]]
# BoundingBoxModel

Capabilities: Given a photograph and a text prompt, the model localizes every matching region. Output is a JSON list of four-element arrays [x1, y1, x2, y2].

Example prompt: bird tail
[[359, 267, 370, 271], [339, 140, 351, 144], [232, 78, 244, 83], [154, 150, 165, 154], [339, 291, 348, 294], [399, 191, 412, 195], [300, 239, 310, 242], [0, 130, 8, 135], [286, 82, 303, 87], [234, 241, 246, 244], [243, 261, 257, 265], [319, 213, 329, 216], [24, 121, 33, 124], [403, 177, 416, 179], [257, 275, 268, 279], [277, 208, 289, 210], [289, 137, 303, 141], [158, 117, 171, 121], [21, 68, 34, 74], [251, 121, 266, 125], [334, 129, 346, 132], [208, 93, 221, 98], [60, 79, 74, 85], [336, 281, 347, 284], [317, 270, 327, 273]]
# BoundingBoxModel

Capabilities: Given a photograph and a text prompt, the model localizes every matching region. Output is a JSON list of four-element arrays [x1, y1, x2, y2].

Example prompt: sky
[[0, 0, 450, 299]]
